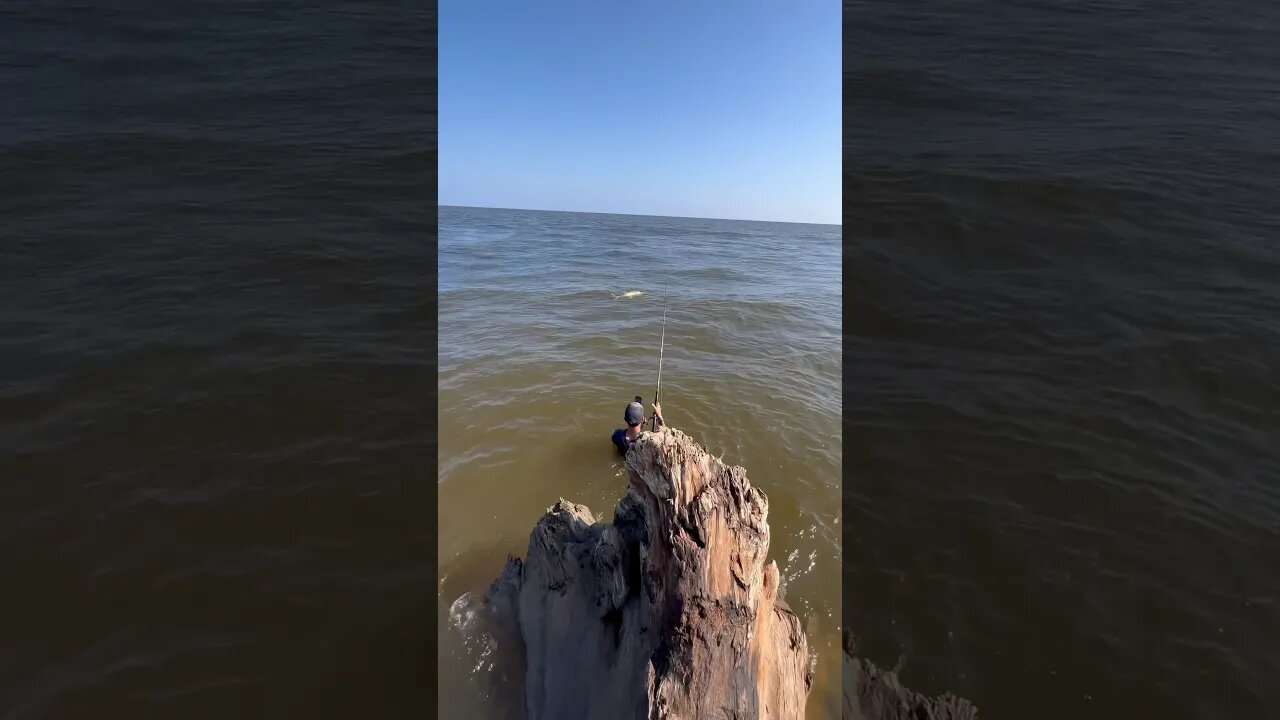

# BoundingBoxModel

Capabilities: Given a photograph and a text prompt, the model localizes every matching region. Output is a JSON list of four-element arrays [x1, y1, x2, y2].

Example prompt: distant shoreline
[[440, 204, 842, 227]]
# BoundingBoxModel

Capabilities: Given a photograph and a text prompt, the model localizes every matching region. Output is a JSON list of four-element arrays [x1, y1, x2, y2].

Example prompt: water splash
[[448, 592, 497, 676]]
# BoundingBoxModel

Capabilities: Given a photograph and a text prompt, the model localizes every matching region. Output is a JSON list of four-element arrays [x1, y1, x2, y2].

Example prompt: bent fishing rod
[[651, 278, 668, 431]]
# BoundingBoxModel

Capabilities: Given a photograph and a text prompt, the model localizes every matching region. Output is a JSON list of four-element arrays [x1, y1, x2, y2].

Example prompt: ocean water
[[1, 2, 434, 717], [437, 206, 843, 718], [847, 0, 1280, 717]]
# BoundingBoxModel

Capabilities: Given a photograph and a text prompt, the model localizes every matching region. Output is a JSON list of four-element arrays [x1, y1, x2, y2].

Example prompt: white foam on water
[[448, 592, 498, 677]]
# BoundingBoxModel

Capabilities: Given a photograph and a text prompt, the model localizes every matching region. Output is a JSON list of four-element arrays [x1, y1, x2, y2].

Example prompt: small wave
[[449, 592, 498, 676], [448, 592, 481, 633]]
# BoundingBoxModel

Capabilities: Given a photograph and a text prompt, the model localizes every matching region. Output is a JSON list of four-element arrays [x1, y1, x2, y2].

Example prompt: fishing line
[[651, 277, 669, 431]]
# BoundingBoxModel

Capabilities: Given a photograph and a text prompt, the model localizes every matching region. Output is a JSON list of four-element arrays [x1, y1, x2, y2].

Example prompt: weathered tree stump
[[485, 427, 812, 719]]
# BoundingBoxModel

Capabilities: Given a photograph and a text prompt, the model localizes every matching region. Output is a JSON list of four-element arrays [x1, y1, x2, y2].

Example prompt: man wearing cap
[[611, 398, 663, 455]]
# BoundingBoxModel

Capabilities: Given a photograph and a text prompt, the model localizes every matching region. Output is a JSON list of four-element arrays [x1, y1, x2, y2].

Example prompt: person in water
[[612, 396, 663, 455]]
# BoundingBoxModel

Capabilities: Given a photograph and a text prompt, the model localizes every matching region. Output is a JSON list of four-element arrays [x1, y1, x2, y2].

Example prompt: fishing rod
[[651, 278, 669, 431]]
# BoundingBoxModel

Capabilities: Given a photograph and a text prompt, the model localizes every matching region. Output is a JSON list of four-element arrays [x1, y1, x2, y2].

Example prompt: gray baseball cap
[[624, 401, 645, 426]]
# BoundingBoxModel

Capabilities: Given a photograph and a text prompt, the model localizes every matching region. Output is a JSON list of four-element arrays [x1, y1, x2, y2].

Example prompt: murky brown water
[[1, 3, 434, 716], [437, 206, 842, 717], [848, 2, 1280, 716]]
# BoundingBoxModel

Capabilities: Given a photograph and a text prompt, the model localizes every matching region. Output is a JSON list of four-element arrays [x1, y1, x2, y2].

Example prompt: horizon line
[[439, 203, 841, 227]]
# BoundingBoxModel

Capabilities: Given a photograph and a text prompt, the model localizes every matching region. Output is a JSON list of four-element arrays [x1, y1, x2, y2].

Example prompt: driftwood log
[[485, 427, 811, 719]]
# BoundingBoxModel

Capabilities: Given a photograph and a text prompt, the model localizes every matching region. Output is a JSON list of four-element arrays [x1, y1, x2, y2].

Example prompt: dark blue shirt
[[612, 428, 638, 455]]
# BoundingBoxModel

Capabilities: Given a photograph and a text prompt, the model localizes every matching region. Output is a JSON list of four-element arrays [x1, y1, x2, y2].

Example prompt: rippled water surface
[[847, 1, 1280, 717], [437, 206, 842, 718], [2, 2, 433, 717]]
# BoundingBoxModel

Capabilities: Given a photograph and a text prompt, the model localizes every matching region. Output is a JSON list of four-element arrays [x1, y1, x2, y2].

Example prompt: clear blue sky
[[440, 1, 840, 224]]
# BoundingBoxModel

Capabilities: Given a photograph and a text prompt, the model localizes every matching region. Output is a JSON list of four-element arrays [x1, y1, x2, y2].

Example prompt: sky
[[439, 1, 841, 225]]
